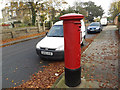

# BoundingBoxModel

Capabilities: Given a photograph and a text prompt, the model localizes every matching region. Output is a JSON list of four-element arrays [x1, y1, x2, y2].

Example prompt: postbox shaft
[[64, 20, 81, 69]]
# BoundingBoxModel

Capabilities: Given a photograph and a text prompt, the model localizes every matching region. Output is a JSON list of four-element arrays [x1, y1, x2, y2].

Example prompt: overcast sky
[[0, 0, 114, 19], [65, 0, 114, 16]]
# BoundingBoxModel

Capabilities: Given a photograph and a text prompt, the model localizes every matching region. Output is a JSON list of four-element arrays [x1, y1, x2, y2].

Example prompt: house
[[2, 2, 32, 25], [2, 2, 63, 28]]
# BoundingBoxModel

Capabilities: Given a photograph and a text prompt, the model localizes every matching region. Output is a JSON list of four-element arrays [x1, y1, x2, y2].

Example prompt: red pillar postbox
[[60, 13, 84, 87]]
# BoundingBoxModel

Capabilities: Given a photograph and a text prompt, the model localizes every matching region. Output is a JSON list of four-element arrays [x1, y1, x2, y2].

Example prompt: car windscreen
[[47, 25, 63, 37], [90, 23, 100, 26]]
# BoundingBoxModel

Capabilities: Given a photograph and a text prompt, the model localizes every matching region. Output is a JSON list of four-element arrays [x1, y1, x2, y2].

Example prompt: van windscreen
[[47, 25, 63, 37]]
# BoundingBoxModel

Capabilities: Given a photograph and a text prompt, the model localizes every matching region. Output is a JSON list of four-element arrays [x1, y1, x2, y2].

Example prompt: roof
[[54, 21, 63, 25]]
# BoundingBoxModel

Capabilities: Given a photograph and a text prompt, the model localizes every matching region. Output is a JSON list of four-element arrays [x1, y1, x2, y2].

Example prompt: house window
[[13, 11, 17, 16], [6, 9, 8, 13], [9, 12, 12, 15]]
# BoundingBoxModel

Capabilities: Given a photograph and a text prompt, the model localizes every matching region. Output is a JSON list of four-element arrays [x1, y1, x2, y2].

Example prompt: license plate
[[41, 51, 53, 56], [90, 29, 94, 31]]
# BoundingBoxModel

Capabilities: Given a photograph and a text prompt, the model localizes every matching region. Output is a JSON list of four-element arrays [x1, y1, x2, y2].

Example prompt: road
[[2, 37, 51, 88], [2, 26, 105, 88]]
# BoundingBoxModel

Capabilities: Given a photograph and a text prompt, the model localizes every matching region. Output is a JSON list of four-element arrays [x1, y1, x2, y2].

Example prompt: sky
[[65, 0, 113, 16], [0, 0, 114, 19]]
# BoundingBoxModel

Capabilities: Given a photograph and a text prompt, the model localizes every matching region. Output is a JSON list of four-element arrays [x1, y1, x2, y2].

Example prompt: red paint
[[60, 14, 84, 69]]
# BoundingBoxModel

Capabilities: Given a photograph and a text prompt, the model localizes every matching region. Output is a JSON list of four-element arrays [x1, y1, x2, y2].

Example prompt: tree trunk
[[43, 21, 45, 31], [37, 20, 41, 32], [31, 8, 36, 26], [29, 2, 36, 26], [51, 21, 53, 27]]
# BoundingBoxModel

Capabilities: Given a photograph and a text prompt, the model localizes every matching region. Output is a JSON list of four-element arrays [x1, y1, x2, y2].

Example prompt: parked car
[[87, 22, 102, 33], [36, 19, 86, 60]]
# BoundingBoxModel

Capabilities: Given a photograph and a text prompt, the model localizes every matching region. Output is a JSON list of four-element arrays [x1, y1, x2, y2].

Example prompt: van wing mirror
[[46, 32, 48, 35]]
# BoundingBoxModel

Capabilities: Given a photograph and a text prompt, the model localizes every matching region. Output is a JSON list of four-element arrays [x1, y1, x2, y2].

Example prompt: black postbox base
[[65, 67, 81, 87]]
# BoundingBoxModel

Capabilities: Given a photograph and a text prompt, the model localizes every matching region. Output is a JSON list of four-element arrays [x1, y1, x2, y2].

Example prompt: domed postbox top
[[60, 13, 84, 20]]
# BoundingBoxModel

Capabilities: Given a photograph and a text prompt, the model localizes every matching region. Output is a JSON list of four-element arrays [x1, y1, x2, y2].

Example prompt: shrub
[[45, 21, 51, 29], [118, 15, 120, 22], [23, 16, 31, 25]]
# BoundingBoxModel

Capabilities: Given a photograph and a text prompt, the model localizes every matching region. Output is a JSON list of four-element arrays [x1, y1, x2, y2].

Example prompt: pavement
[[0, 34, 46, 47], [51, 25, 119, 88]]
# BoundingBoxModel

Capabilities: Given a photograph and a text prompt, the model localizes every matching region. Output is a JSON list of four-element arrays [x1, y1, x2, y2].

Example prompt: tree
[[118, 1, 120, 13], [11, 1, 37, 26], [46, 0, 67, 25], [53, 6, 75, 23], [54, 1, 87, 23], [27, 1, 36, 26], [73, 1, 87, 16], [109, 1, 120, 20], [25, 0, 47, 26], [83, 1, 104, 22], [23, 16, 31, 25]]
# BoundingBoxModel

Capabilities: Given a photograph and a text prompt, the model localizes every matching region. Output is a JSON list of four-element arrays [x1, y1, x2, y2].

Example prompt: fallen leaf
[[42, 66, 46, 68], [40, 62, 42, 64], [92, 67, 95, 70], [89, 85, 92, 88], [39, 71, 42, 73], [81, 75, 83, 78], [55, 73, 59, 76], [6, 78, 8, 80], [22, 80, 24, 82], [12, 80, 14, 83], [47, 85, 51, 88], [81, 68, 84, 72]]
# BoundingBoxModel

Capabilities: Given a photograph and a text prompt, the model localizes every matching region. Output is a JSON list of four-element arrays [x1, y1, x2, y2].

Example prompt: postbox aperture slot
[[74, 22, 81, 24], [78, 28, 81, 31]]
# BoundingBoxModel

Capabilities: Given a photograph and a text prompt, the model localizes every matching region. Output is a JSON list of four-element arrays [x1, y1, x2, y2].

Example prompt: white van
[[100, 17, 108, 26], [36, 20, 86, 60]]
